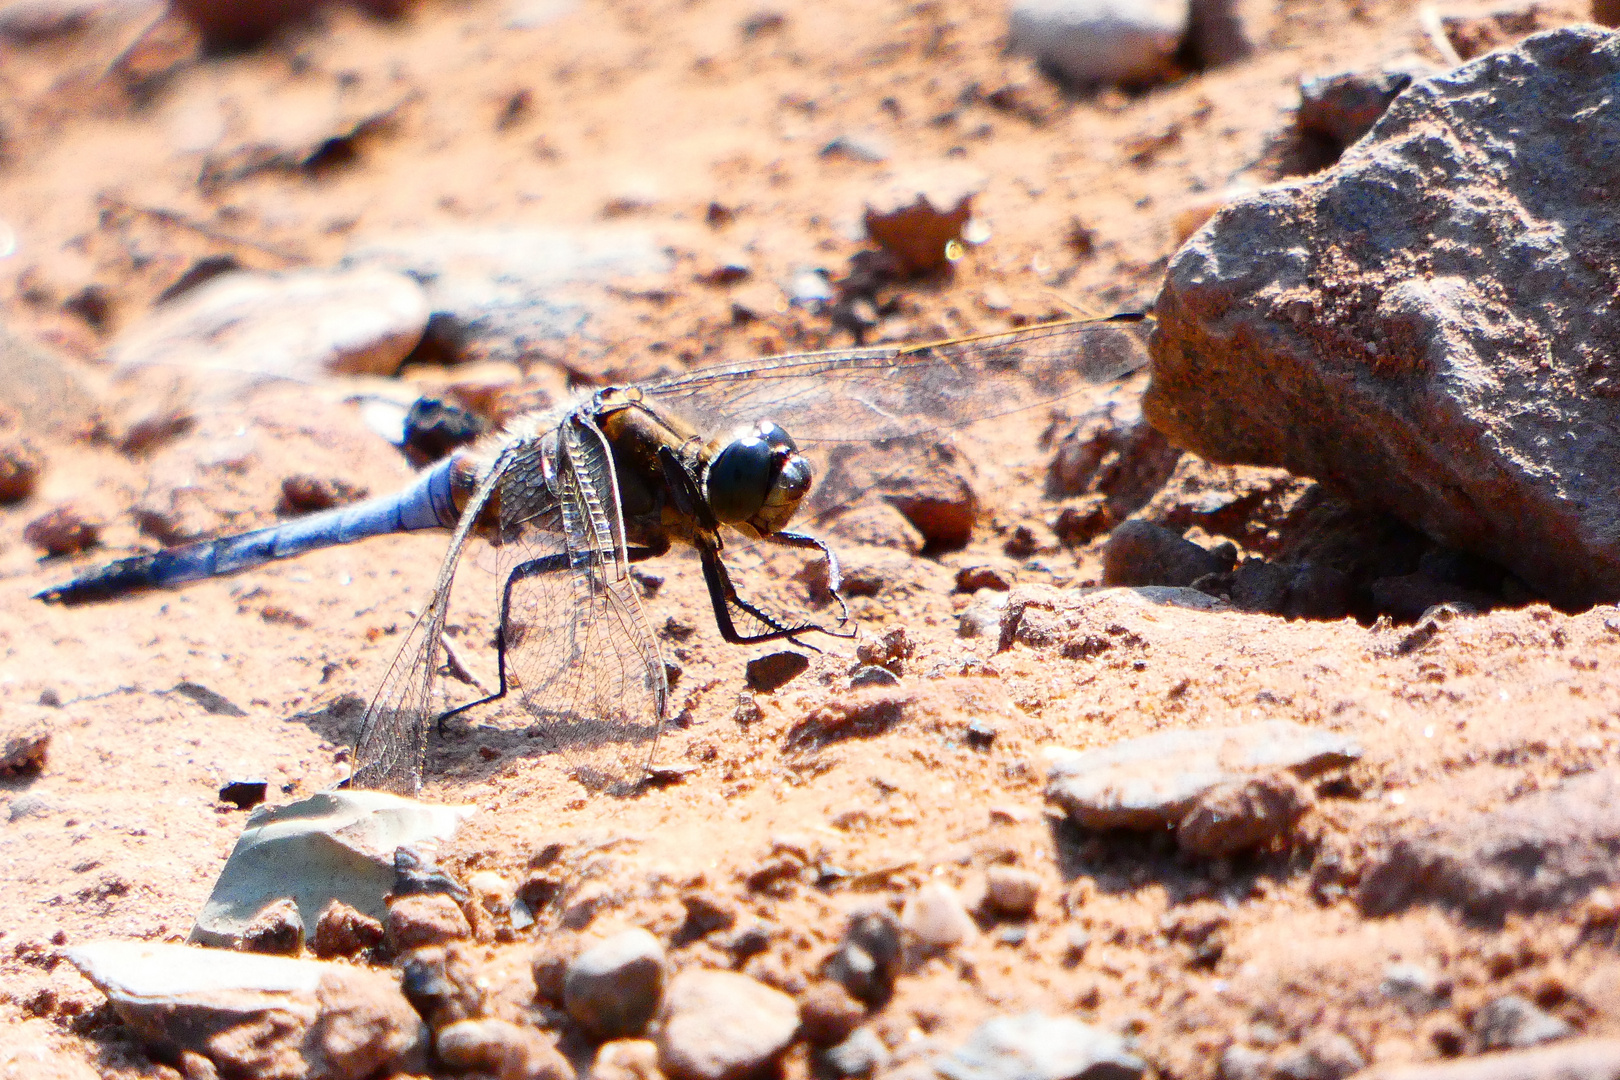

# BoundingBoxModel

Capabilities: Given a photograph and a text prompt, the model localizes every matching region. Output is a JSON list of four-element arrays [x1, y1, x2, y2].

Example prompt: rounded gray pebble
[[565, 927, 667, 1041]]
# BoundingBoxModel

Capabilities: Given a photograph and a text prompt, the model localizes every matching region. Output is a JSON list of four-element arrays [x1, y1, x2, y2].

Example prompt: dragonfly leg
[[434, 545, 665, 735], [764, 529, 851, 627], [657, 445, 718, 528], [697, 540, 847, 646]]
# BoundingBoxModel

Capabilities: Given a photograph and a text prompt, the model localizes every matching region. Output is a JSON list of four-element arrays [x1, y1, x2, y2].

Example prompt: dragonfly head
[[705, 420, 812, 537]]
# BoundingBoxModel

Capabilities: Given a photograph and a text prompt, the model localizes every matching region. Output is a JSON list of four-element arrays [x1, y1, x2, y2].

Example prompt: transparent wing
[[351, 454, 509, 794], [640, 315, 1151, 444], [490, 415, 666, 792]]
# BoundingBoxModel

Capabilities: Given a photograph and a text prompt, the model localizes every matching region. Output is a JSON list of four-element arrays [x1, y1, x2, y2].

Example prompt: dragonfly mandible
[[36, 313, 1153, 793]]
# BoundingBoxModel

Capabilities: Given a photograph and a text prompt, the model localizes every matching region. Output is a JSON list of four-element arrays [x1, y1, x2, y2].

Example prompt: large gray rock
[[1146, 28, 1620, 609], [64, 941, 427, 1080], [191, 790, 473, 949]]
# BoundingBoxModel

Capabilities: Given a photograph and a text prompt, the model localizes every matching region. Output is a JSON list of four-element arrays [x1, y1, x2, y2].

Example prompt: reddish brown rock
[[313, 900, 386, 960], [0, 437, 42, 503], [1176, 774, 1312, 857], [386, 893, 472, 952], [23, 504, 98, 556], [861, 168, 981, 274], [0, 716, 50, 777], [240, 897, 305, 955], [796, 981, 866, 1046]]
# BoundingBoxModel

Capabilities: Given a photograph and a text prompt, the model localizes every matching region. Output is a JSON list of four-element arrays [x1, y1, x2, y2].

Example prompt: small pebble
[[0, 719, 51, 777], [955, 565, 1012, 593], [23, 504, 98, 556], [1474, 995, 1574, 1051], [850, 665, 899, 688], [656, 969, 800, 1080], [1219, 1045, 1271, 1080], [1102, 519, 1231, 588], [854, 627, 912, 674], [862, 168, 981, 274], [240, 897, 304, 956], [218, 779, 268, 810], [1299, 65, 1431, 150], [824, 909, 902, 1005], [964, 717, 997, 749], [983, 866, 1041, 920], [532, 937, 574, 1006], [1271, 1032, 1365, 1080], [437, 1017, 574, 1080], [1176, 775, 1311, 858], [467, 870, 517, 914], [312, 899, 385, 959], [1380, 963, 1447, 1015], [386, 893, 472, 952], [935, 1012, 1146, 1080], [823, 1028, 889, 1078], [401, 947, 488, 1027], [402, 397, 487, 462], [7, 792, 51, 821], [676, 891, 738, 943], [278, 474, 368, 514], [745, 652, 809, 693], [0, 437, 42, 503], [901, 882, 976, 949], [798, 980, 867, 1046], [565, 927, 668, 1041], [821, 132, 891, 163], [393, 848, 470, 900], [957, 596, 1008, 640], [591, 1038, 662, 1080], [1007, 0, 1188, 88]]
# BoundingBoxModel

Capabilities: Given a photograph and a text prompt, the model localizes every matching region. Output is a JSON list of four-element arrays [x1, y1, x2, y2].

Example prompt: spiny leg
[[697, 540, 841, 646], [764, 529, 852, 629]]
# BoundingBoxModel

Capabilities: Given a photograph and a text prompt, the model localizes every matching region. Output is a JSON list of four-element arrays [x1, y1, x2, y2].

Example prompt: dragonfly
[[35, 313, 1153, 794]]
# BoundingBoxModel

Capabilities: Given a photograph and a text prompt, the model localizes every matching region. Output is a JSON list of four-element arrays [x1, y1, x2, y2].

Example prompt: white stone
[[110, 267, 429, 389], [901, 883, 977, 948], [1008, 0, 1190, 87]]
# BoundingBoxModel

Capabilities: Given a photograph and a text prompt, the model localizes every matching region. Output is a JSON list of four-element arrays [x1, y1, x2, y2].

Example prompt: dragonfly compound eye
[[706, 435, 777, 525], [706, 422, 813, 533]]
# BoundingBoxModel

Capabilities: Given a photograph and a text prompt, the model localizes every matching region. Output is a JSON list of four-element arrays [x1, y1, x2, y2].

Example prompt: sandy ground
[[2, 0, 1619, 1077]]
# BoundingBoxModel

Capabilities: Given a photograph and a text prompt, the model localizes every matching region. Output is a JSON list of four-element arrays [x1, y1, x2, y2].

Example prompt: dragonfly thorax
[[704, 420, 812, 537]]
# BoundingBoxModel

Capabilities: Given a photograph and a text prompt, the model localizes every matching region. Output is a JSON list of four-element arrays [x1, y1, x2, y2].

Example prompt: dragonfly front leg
[[764, 529, 851, 628], [696, 540, 852, 646]]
